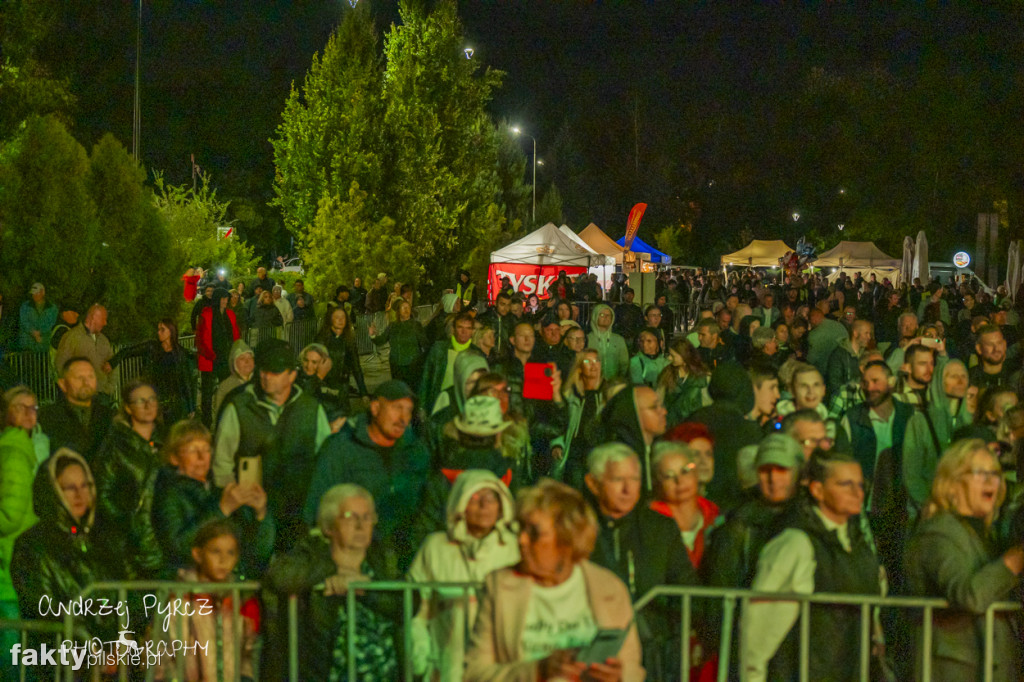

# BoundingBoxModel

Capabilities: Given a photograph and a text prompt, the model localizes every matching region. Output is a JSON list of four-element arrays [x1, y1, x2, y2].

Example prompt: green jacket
[[902, 360, 970, 508], [371, 318, 429, 367], [0, 427, 39, 600], [905, 512, 1021, 679]]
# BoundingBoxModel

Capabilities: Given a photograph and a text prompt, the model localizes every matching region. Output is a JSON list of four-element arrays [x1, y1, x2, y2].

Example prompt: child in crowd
[[158, 520, 259, 682]]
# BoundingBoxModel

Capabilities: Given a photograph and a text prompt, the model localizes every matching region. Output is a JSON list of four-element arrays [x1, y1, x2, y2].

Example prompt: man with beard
[[841, 360, 913, 589], [969, 324, 1020, 391], [896, 342, 943, 409], [883, 311, 919, 374]]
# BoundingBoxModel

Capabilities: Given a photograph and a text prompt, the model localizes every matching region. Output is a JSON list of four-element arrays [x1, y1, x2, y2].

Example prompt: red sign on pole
[[624, 203, 647, 250]]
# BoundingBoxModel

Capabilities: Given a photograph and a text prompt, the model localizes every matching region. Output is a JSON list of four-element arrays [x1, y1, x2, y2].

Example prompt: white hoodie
[[407, 470, 520, 681]]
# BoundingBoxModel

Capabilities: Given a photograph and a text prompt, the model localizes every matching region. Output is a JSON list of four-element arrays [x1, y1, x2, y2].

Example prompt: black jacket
[[590, 505, 697, 678], [37, 393, 115, 463], [12, 451, 127, 647], [93, 419, 165, 578], [151, 466, 275, 578], [261, 533, 403, 681], [687, 362, 763, 512]]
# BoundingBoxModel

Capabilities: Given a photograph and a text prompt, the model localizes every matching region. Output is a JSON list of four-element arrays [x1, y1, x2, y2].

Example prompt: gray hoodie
[[587, 303, 630, 380], [212, 339, 254, 417]]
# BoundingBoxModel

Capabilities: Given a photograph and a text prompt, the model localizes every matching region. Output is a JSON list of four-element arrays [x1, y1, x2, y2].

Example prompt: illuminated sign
[[953, 251, 971, 268]]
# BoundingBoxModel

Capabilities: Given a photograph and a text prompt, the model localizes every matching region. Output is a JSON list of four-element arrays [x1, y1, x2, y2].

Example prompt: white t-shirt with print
[[520, 565, 599, 662]]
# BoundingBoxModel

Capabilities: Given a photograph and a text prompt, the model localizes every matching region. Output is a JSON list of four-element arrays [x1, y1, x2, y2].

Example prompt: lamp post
[[511, 126, 537, 224], [133, 0, 141, 160]]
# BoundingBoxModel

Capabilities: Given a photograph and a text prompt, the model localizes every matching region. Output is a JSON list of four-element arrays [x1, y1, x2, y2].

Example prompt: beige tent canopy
[[815, 241, 900, 269], [579, 223, 628, 264], [720, 240, 794, 267]]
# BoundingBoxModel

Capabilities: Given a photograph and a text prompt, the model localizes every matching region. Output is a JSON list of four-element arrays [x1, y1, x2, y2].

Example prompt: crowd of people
[[0, 262, 1023, 680]]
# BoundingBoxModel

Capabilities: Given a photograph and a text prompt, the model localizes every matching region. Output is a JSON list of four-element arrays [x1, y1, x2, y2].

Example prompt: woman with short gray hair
[[262, 484, 402, 680]]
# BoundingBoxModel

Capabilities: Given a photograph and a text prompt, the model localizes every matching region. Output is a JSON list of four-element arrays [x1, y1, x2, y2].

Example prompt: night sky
[[33, 1, 1024, 258]]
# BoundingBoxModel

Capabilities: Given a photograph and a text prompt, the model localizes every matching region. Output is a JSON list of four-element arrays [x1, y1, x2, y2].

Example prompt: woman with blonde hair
[[905, 439, 1024, 681], [553, 349, 605, 484], [464, 479, 644, 681]]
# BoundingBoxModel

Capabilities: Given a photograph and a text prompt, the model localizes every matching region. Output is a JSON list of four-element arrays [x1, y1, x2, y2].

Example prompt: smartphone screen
[[238, 456, 262, 487], [523, 362, 555, 401]]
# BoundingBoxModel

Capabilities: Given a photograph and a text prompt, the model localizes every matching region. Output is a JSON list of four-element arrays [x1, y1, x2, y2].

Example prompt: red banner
[[488, 263, 587, 300], [624, 202, 647, 250]]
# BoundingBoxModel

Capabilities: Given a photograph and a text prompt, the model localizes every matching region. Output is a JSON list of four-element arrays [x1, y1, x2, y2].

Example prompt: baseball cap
[[255, 338, 296, 373], [371, 380, 415, 402], [755, 434, 804, 470]]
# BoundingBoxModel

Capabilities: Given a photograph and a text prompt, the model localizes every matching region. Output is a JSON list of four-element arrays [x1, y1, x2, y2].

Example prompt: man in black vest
[[840, 359, 914, 591], [742, 452, 881, 682], [212, 338, 330, 551]]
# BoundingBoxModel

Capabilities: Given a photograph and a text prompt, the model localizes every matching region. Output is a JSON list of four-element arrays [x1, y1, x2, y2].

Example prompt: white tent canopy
[[721, 240, 794, 267], [814, 241, 900, 269], [558, 225, 614, 266], [490, 223, 600, 267]]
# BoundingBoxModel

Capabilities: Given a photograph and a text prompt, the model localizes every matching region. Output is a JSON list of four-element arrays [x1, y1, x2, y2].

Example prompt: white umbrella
[[1007, 240, 1021, 301], [912, 231, 929, 283], [900, 236, 915, 285]]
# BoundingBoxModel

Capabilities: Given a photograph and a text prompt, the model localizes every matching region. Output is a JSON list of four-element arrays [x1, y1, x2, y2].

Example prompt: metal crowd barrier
[[62, 580, 261, 682], [632, 584, 1022, 682], [344, 580, 479, 682], [49, 578, 1024, 682], [0, 618, 67, 682]]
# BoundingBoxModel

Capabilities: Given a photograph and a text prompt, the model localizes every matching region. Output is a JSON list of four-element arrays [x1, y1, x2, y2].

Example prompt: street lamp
[[132, 0, 141, 160], [464, 47, 474, 59], [511, 126, 537, 223]]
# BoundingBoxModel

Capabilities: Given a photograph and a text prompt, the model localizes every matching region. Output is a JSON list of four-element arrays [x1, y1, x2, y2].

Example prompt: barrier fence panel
[[630, 584, 1022, 682], [63, 580, 261, 682], [343, 580, 480, 682], [0, 618, 66, 682], [44, 579, 1024, 681]]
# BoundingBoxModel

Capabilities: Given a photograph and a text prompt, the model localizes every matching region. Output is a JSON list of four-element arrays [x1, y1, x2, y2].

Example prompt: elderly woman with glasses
[[649, 441, 719, 570], [905, 439, 1024, 681], [464, 479, 644, 681], [262, 483, 403, 681]]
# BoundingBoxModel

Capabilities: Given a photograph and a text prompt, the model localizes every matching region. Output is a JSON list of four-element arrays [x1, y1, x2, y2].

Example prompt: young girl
[[160, 519, 260, 682]]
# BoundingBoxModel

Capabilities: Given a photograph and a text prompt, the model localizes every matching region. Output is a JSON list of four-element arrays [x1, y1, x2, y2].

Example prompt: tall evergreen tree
[[0, 114, 98, 309], [271, 0, 508, 297], [89, 134, 182, 338]]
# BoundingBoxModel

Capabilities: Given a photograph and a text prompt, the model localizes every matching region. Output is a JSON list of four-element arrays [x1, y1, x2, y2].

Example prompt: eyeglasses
[[340, 511, 377, 525], [658, 463, 698, 481], [801, 437, 833, 448], [967, 468, 1002, 483], [11, 403, 38, 413]]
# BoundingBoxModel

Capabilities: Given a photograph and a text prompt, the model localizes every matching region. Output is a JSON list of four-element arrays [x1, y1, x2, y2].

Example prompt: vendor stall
[[488, 223, 596, 298]]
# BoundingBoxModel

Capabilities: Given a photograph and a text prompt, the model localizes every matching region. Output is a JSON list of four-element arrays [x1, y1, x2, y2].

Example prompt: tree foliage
[[0, 116, 181, 339], [0, 0, 75, 140], [0, 114, 97, 309], [152, 171, 257, 280], [272, 0, 508, 296], [89, 135, 181, 338], [535, 183, 564, 227]]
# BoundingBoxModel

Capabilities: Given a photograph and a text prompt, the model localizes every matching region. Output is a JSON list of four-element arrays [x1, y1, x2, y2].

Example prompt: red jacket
[[195, 307, 239, 372]]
